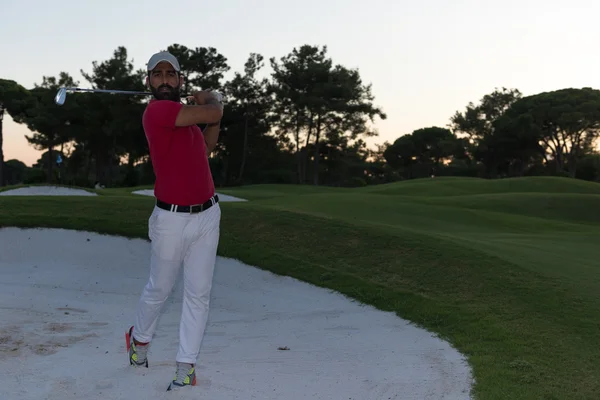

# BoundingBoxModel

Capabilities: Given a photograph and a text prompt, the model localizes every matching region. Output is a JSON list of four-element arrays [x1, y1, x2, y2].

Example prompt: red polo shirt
[[142, 99, 215, 206]]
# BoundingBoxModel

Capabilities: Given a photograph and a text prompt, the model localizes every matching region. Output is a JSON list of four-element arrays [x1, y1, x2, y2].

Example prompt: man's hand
[[188, 90, 222, 106]]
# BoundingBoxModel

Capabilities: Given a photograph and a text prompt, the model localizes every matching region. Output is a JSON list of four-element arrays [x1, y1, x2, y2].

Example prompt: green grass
[[1, 176, 599, 399], [216, 183, 350, 200]]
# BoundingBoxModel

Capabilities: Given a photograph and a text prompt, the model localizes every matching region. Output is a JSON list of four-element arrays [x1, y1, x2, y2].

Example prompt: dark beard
[[151, 84, 181, 102]]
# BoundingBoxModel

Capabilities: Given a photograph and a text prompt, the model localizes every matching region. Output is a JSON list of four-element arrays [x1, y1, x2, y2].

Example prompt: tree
[[270, 45, 386, 185], [319, 135, 373, 186], [410, 127, 465, 167], [4, 74, 82, 183], [575, 153, 600, 182], [383, 134, 418, 178], [383, 127, 466, 179], [365, 141, 399, 184], [493, 87, 600, 177], [78, 46, 147, 185], [3, 159, 27, 185], [450, 87, 522, 143], [269, 45, 325, 182], [450, 87, 522, 172], [0, 79, 33, 186], [165, 44, 230, 93], [311, 64, 386, 185], [217, 53, 273, 185]]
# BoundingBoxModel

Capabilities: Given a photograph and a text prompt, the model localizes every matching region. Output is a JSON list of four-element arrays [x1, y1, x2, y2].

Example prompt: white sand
[[0, 186, 97, 196], [132, 189, 247, 202], [0, 227, 473, 399]]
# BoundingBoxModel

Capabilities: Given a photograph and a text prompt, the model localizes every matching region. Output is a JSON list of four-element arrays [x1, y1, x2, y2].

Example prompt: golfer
[[125, 51, 224, 391]]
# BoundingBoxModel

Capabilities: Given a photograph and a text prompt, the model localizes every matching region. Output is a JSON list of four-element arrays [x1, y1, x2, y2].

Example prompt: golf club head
[[55, 88, 67, 106], [206, 89, 224, 103]]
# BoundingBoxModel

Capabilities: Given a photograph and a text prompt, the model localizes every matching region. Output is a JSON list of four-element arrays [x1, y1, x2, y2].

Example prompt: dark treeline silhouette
[[1, 45, 600, 188]]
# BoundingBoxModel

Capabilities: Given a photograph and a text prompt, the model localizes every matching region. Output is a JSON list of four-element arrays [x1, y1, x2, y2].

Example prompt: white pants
[[133, 201, 221, 364]]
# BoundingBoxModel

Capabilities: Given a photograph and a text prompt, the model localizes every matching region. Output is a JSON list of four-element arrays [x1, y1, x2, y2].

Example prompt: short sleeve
[[143, 100, 183, 130]]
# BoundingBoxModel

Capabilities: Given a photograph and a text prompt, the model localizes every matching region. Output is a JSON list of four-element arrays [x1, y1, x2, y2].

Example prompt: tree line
[[384, 87, 600, 182], [1, 43, 600, 188]]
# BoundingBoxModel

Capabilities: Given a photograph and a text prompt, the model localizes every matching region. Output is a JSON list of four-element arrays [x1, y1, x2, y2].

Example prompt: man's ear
[[179, 73, 184, 87], [145, 75, 150, 88]]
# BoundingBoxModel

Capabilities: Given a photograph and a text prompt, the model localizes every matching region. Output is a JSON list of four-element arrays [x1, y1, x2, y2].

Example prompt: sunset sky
[[2, 0, 600, 166]]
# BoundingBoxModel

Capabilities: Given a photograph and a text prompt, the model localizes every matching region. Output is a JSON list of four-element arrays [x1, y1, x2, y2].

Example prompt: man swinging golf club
[[125, 50, 224, 391]]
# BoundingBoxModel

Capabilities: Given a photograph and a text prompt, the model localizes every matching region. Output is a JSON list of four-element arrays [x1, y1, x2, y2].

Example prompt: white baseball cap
[[147, 51, 181, 72]]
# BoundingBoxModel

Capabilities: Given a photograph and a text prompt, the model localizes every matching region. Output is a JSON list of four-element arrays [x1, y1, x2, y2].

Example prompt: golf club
[[54, 87, 224, 105], [54, 87, 153, 105]]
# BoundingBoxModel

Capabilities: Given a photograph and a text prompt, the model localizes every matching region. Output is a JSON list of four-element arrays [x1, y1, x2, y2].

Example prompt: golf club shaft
[[64, 87, 221, 99], [65, 87, 152, 96], [55, 87, 223, 106]]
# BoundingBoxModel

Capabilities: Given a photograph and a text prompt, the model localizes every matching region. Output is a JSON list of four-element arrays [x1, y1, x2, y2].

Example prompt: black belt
[[156, 195, 219, 214]]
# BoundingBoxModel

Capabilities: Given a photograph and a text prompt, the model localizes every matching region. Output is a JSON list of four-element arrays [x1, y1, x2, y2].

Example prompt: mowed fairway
[[1, 176, 599, 399]]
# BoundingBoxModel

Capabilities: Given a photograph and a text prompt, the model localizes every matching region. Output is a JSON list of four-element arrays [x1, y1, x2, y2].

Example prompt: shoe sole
[[166, 375, 196, 391]]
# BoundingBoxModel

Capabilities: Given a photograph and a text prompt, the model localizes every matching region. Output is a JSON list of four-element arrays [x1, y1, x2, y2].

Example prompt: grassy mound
[[358, 176, 600, 197], [420, 192, 600, 226], [1, 176, 599, 399]]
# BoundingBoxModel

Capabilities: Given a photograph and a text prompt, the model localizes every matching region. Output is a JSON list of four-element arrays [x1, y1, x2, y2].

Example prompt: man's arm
[[203, 121, 220, 155], [202, 97, 222, 155], [175, 103, 223, 127]]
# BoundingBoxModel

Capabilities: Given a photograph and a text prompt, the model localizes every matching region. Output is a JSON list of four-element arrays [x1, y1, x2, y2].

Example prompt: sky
[[2, 0, 600, 166]]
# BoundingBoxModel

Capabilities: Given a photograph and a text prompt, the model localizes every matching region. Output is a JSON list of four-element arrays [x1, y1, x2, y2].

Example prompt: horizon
[[3, 0, 600, 167]]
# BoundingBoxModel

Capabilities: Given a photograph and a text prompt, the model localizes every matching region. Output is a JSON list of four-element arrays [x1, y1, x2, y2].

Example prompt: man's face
[[147, 61, 183, 101]]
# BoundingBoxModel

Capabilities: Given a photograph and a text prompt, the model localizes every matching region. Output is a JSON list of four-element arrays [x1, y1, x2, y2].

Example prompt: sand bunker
[[0, 227, 473, 399], [132, 189, 247, 202], [0, 186, 97, 196]]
